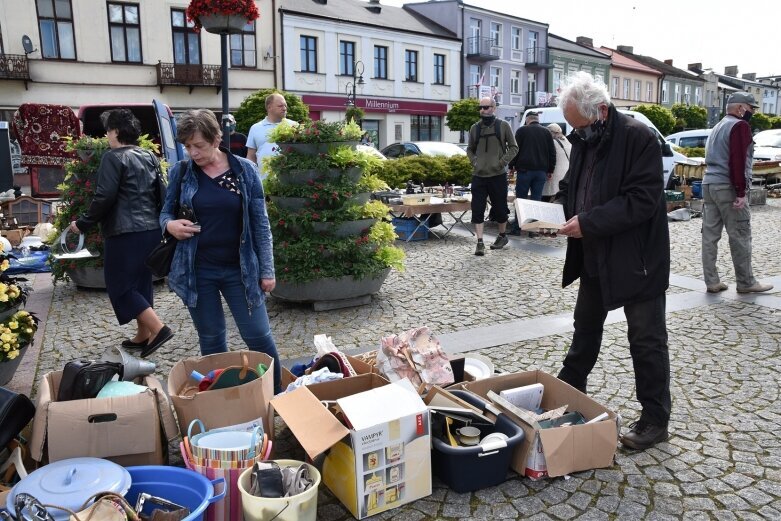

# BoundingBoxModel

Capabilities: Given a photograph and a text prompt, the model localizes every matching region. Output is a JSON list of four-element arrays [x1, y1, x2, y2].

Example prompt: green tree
[[770, 116, 781, 129], [671, 103, 708, 130], [446, 98, 480, 133], [633, 104, 675, 136], [233, 89, 310, 134], [750, 112, 772, 132]]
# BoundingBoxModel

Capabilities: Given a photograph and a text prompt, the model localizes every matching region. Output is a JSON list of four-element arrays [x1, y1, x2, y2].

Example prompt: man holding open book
[[553, 72, 671, 451]]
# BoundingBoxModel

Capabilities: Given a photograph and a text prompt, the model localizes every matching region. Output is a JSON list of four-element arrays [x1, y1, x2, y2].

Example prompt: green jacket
[[467, 119, 518, 178]]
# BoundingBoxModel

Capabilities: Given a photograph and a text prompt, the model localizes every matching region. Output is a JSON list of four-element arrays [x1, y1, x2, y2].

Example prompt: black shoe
[[620, 421, 669, 450], [475, 241, 485, 256], [121, 338, 148, 349], [140, 326, 174, 358], [507, 229, 521, 236], [490, 235, 509, 250]]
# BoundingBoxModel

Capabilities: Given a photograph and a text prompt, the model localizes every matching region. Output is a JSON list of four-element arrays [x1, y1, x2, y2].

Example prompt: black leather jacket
[[77, 146, 165, 238]]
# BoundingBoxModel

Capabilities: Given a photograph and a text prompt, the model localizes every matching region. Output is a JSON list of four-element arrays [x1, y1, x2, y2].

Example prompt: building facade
[[0, 0, 275, 118], [598, 46, 661, 109], [547, 35, 611, 104], [405, 0, 551, 130], [278, 0, 461, 147], [612, 47, 705, 109]]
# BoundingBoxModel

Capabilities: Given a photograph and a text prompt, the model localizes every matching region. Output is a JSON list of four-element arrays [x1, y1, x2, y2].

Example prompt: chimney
[[725, 65, 738, 76], [366, 0, 381, 12], [576, 36, 594, 47], [742, 73, 756, 81], [617, 45, 633, 54], [688, 63, 702, 72], [664, 59, 673, 66]]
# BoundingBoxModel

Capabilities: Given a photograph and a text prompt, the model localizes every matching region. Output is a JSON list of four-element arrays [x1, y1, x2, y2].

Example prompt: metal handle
[[59, 229, 84, 254]]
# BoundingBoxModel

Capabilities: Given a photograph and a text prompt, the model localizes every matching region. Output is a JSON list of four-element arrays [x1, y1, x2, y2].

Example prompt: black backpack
[[470, 119, 505, 153]]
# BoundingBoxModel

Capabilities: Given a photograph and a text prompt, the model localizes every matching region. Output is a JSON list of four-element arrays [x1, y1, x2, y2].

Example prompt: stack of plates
[[463, 353, 495, 380]]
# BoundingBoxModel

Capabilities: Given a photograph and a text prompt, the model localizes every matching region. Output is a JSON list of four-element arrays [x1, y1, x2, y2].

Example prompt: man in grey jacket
[[701, 91, 772, 294], [466, 97, 518, 256]]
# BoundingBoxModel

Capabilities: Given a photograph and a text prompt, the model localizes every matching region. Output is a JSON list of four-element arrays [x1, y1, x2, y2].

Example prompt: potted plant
[[48, 135, 163, 287], [0, 244, 30, 322], [269, 119, 363, 156], [0, 310, 39, 386], [186, 0, 260, 34], [265, 119, 404, 309]]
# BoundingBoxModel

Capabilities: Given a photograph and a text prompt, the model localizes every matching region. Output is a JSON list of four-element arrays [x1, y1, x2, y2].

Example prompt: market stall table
[[388, 198, 474, 241]]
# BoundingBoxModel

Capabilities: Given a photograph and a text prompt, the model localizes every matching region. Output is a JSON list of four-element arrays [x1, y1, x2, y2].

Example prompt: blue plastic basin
[[125, 466, 225, 521]]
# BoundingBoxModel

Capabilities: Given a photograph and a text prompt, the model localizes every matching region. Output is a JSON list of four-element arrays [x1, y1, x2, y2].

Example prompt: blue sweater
[[160, 149, 275, 309]]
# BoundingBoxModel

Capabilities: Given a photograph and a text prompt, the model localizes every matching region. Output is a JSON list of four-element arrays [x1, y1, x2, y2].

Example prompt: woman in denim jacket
[[160, 109, 281, 393]]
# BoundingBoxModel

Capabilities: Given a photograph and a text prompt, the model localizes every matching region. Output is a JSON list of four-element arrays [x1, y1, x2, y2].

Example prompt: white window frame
[[490, 66, 501, 89], [511, 26, 521, 50], [490, 22, 502, 46], [634, 80, 641, 101], [646, 81, 653, 102], [674, 84, 681, 104], [623, 78, 630, 99], [612, 77, 619, 98], [662, 81, 669, 103], [511, 69, 522, 94], [684, 84, 691, 104]]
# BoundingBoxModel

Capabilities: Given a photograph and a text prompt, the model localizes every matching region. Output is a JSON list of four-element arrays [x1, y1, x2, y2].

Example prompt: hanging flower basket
[[186, 0, 260, 34], [197, 13, 249, 34]]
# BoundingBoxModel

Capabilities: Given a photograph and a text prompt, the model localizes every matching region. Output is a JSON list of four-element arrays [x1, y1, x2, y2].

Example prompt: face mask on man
[[481, 114, 496, 125], [741, 110, 753, 122], [575, 118, 606, 144]]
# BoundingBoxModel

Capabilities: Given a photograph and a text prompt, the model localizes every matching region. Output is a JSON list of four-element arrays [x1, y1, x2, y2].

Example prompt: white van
[[521, 107, 689, 188], [665, 129, 711, 149]]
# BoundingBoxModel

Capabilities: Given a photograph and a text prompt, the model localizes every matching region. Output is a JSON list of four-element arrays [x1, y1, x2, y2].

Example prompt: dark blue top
[[192, 166, 242, 266]]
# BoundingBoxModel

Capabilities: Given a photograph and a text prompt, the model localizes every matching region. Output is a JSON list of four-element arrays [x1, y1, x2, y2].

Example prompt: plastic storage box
[[431, 390, 524, 493], [392, 217, 429, 241]]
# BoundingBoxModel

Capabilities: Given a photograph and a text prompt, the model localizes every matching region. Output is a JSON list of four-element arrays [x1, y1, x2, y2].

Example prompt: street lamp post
[[345, 60, 365, 107]]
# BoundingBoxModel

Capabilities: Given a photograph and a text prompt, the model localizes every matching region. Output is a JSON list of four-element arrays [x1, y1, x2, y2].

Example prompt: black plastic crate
[[431, 390, 525, 493]]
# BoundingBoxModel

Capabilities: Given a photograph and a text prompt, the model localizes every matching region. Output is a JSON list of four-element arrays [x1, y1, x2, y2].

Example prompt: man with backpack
[[466, 97, 518, 256]]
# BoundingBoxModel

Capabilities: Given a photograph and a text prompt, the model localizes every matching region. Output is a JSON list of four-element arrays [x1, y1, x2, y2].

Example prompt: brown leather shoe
[[620, 421, 669, 450], [736, 283, 773, 294], [706, 282, 728, 293]]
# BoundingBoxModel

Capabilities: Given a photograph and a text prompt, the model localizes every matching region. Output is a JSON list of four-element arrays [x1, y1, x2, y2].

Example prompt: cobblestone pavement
[[14, 199, 781, 519]]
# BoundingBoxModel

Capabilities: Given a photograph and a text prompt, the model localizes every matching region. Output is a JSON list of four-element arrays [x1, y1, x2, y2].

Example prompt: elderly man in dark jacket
[[554, 72, 671, 450]]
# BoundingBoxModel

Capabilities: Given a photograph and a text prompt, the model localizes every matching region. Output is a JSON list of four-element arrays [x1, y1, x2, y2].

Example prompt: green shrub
[[234, 89, 309, 134], [375, 155, 472, 188], [675, 146, 705, 158], [633, 104, 675, 136]]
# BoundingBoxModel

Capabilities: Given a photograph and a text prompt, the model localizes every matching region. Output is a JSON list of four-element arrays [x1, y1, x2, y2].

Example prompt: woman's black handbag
[[145, 163, 187, 278], [0, 387, 35, 450], [145, 234, 177, 278]]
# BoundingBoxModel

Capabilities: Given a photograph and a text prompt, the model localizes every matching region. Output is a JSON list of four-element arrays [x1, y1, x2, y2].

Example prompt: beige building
[[0, 0, 275, 120], [598, 47, 661, 109]]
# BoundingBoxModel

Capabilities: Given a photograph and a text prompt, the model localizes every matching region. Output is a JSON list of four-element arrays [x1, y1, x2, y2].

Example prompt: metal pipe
[[221, 33, 230, 150]]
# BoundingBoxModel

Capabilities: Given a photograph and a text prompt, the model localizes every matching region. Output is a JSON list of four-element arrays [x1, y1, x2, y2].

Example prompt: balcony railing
[[0, 54, 31, 88], [524, 47, 553, 68], [156, 61, 221, 93], [466, 37, 501, 61], [467, 85, 503, 104]]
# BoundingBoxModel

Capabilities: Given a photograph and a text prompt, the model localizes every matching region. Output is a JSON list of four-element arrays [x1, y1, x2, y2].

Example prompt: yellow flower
[[7, 321, 17, 330], [16, 311, 29, 317], [0, 259, 8, 271], [7, 350, 18, 360], [25, 328, 32, 334], [0, 333, 11, 343], [2, 343, 10, 351], [0, 294, 8, 303]]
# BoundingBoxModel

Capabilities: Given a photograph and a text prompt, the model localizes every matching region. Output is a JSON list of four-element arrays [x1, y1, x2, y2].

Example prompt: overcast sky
[[381, 0, 778, 78]]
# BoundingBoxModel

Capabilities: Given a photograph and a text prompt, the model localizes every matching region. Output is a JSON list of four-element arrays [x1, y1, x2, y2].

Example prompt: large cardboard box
[[463, 370, 618, 479], [167, 350, 274, 436], [272, 374, 432, 519], [29, 373, 178, 465]]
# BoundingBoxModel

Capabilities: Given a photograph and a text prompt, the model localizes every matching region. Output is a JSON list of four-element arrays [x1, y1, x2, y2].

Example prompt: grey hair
[[557, 71, 611, 120]]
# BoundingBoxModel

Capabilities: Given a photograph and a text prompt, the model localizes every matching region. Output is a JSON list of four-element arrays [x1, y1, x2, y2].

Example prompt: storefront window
[[410, 115, 441, 141]]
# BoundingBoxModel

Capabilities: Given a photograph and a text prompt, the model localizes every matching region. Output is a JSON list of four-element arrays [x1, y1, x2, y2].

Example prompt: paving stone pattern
[[26, 199, 781, 519]]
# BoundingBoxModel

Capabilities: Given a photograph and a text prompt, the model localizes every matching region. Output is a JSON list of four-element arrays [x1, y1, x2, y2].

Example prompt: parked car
[[356, 144, 387, 160], [78, 100, 185, 164], [521, 107, 691, 188], [753, 129, 781, 162], [665, 129, 712, 148], [381, 141, 466, 158]]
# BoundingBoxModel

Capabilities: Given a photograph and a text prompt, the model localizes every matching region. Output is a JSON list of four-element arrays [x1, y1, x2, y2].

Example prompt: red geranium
[[186, 0, 260, 31]]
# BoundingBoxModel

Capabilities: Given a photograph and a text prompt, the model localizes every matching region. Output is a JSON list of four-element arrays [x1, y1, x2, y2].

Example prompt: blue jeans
[[188, 262, 281, 393], [515, 170, 547, 201], [557, 275, 671, 426]]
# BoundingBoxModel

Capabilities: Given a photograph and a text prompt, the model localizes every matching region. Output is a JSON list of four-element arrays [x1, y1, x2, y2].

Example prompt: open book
[[514, 198, 566, 231]]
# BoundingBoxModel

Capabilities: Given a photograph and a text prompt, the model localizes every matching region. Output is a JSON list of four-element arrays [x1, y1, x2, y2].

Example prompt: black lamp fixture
[[345, 60, 365, 106]]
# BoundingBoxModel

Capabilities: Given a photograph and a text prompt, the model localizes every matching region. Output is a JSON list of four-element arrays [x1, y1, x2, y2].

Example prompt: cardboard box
[[463, 370, 618, 479], [272, 374, 432, 519], [2, 229, 30, 247], [167, 350, 274, 437], [29, 373, 178, 465]]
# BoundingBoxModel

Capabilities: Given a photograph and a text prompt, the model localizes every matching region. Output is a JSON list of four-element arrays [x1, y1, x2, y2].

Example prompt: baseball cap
[[727, 92, 759, 108], [225, 114, 237, 125]]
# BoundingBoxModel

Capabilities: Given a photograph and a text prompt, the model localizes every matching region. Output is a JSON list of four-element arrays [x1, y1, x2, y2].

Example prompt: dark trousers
[[104, 229, 160, 325], [558, 275, 671, 426]]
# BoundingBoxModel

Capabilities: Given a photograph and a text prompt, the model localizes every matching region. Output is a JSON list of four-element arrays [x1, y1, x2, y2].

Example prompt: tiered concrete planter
[[272, 269, 390, 310], [67, 266, 106, 289], [0, 343, 28, 386], [276, 141, 360, 155], [278, 167, 361, 186]]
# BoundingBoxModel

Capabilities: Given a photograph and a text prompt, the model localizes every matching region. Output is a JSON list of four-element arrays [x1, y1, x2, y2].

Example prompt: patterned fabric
[[376, 326, 454, 387], [11, 103, 80, 166], [214, 170, 241, 195]]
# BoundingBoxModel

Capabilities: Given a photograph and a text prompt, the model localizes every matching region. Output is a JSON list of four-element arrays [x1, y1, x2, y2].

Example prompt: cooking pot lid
[[7, 457, 131, 520]]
